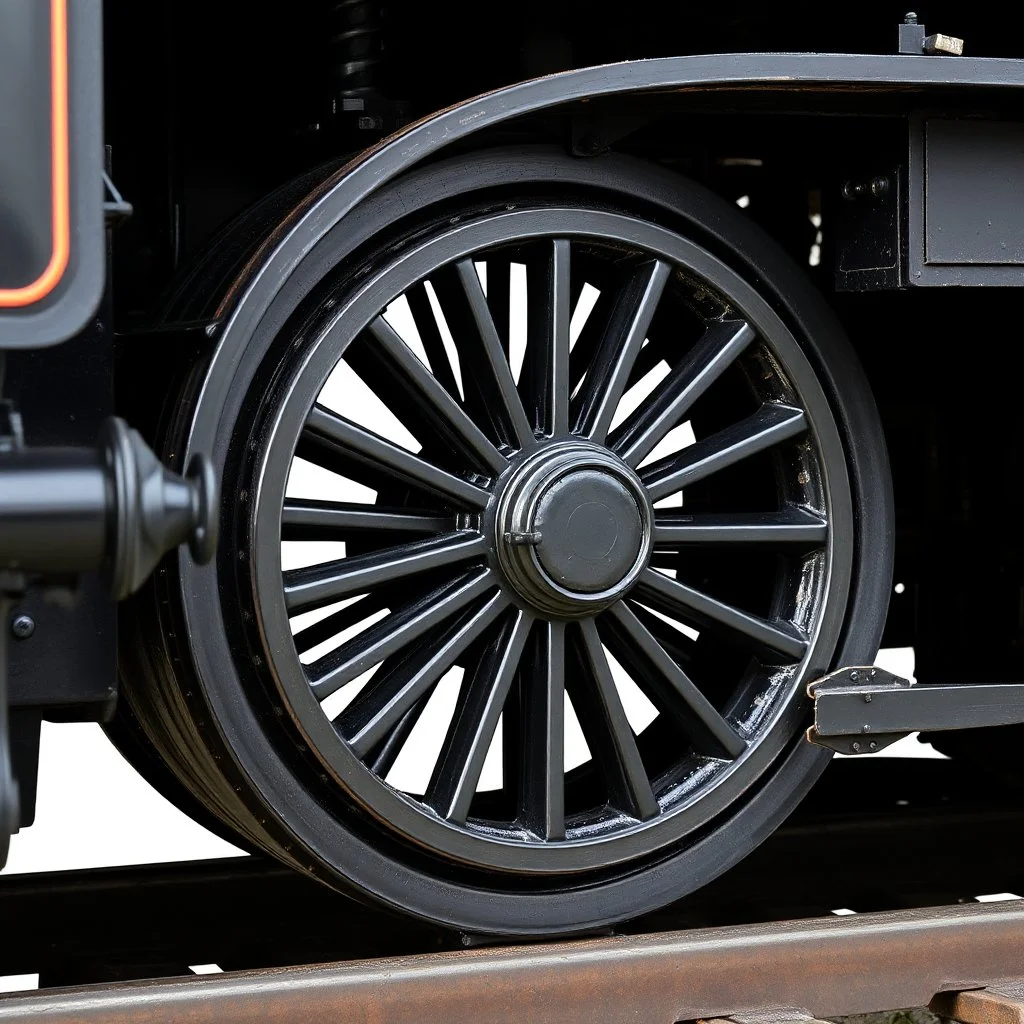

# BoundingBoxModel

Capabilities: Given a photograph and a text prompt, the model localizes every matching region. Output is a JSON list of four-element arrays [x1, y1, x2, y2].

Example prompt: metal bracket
[[807, 666, 1024, 755], [102, 171, 133, 227], [898, 13, 964, 56]]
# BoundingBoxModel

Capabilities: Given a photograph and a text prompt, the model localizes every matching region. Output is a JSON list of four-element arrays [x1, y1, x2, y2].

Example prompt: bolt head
[[11, 614, 35, 640]]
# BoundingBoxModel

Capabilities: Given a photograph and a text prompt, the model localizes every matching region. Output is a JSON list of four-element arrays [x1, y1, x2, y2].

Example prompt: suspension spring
[[327, 0, 384, 99]]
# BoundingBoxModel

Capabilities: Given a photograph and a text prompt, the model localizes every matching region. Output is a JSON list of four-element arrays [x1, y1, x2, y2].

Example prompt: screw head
[[11, 614, 35, 640], [850, 670, 860, 682]]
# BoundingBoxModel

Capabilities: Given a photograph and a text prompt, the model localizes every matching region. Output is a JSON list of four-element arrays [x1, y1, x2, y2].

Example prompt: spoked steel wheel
[[120, 151, 892, 933]]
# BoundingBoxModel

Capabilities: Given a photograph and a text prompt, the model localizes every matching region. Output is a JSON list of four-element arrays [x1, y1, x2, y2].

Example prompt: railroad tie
[[932, 981, 1024, 1024]]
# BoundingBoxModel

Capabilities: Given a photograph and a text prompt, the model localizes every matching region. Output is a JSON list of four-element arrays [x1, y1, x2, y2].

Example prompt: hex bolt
[[869, 742, 878, 751], [852, 742, 861, 752], [864, 693, 873, 703], [849, 670, 860, 682], [10, 614, 35, 640]]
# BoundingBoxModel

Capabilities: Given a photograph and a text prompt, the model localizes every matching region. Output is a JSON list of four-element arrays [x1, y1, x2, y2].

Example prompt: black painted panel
[[0, 3, 53, 291], [926, 119, 1024, 266]]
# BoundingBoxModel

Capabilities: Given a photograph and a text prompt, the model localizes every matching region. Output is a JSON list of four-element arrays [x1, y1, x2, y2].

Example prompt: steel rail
[[2, 900, 1023, 1023]]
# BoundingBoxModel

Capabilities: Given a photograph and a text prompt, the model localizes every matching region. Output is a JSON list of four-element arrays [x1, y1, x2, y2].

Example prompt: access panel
[[0, 0, 103, 348]]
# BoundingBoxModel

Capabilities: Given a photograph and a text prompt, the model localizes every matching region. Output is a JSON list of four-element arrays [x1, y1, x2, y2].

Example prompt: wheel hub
[[495, 441, 653, 617]]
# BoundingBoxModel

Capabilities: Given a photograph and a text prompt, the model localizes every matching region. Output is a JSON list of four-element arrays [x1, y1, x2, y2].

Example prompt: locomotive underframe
[[4, 3, 1024, 885]]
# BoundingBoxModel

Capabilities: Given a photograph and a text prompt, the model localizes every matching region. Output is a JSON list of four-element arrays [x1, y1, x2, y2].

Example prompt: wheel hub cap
[[496, 441, 653, 617]]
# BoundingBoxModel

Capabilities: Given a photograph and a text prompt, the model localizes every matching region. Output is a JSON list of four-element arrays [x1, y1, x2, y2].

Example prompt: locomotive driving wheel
[[119, 150, 893, 934]]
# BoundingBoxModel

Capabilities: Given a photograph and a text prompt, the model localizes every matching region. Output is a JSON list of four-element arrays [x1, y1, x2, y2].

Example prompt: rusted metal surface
[[2, 901, 1024, 1023], [933, 981, 1024, 1024]]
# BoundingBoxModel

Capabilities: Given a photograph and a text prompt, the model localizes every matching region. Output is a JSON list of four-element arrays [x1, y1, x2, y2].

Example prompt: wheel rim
[[248, 205, 853, 875]]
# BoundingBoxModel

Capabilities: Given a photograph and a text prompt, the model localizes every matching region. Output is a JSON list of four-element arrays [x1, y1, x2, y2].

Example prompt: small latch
[[898, 12, 964, 55]]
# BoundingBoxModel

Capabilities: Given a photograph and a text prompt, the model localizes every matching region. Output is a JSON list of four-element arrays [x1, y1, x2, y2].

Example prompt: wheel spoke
[[635, 567, 808, 661], [603, 602, 746, 759], [523, 239, 571, 437], [575, 620, 659, 820], [351, 316, 506, 475], [654, 508, 828, 548], [486, 256, 512, 356], [432, 260, 535, 450], [292, 590, 391, 656], [366, 692, 431, 777], [282, 500, 450, 540], [302, 404, 490, 509], [338, 589, 509, 758], [406, 283, 462, 400], [284, 531, 487, 615], [308, 568, 495, 699], [568, 282, 615, 393], [520, 621, 566, 840], [612, 320, 755, 467], [425, 608, 534, 822], [641, 403, 807, 502], [573, 260, 670, 443]]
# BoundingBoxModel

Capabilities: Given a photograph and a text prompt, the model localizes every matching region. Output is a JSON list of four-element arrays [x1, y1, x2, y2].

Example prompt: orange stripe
[[0, 0, 71, 308]]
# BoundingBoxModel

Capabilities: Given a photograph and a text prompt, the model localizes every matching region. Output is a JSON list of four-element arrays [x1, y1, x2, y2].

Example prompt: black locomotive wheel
[[119, 150, 893, 934]]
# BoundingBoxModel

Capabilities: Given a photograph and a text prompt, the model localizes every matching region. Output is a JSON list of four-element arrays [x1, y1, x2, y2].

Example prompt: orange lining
[[0, 0, 70, 308]]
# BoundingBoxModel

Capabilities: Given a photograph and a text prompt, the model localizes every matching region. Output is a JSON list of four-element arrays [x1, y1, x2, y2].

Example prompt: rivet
[[10, 615, 34, 640]]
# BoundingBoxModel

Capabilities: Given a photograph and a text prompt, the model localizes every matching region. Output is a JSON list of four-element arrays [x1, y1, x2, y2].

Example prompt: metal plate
[[908, 117, 1024, 287], [0, 0, 104, 348]]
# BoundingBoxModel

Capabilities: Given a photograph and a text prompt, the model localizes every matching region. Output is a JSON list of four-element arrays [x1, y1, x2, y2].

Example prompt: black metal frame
[[196, 53, 1024, 351], [809, 666, 1024, 755]]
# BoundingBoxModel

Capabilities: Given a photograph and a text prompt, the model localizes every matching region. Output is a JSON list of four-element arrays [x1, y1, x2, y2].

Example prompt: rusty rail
[[2, 900, 1023, 1023]]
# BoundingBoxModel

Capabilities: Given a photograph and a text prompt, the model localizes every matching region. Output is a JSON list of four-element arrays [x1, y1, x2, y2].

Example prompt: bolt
[[11, 614, 34, 640], [864, 693, 873, 703], [850, 670, 860, 682], [852, 742, 861, 752], [870, 176, 890, 197], [904, 11, 918, 23], [869, 742, 878, 751], [842, 181, 866, 201]]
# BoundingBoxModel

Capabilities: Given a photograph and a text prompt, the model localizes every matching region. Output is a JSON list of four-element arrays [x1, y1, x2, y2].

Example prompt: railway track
[[2, 756, 1023, 1020]]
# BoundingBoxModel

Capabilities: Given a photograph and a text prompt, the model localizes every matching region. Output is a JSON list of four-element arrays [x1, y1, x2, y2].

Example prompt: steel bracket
[[807, 666, 1024, 755]]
